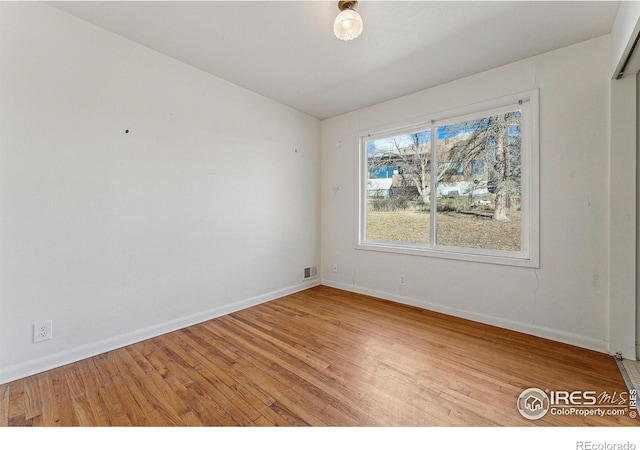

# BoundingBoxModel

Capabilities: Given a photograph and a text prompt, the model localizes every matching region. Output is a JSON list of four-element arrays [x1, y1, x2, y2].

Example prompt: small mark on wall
[[328, 183, 342, 204], [125, 129, 130, 134]]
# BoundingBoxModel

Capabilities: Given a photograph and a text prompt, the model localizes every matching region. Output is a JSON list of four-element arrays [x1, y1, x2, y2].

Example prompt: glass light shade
[[334, 9, 363, 41]]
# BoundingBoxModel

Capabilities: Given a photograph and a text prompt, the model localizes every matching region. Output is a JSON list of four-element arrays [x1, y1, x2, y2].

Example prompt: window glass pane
[[365, 131, 431, 245], [435, 110, 521, 251]]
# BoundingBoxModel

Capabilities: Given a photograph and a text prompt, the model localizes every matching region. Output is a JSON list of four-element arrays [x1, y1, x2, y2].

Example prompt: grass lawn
[[366, 209, 521, 251]]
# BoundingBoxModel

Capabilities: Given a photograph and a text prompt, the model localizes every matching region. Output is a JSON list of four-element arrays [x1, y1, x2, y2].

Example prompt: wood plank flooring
[[0, 286, 637, 426]]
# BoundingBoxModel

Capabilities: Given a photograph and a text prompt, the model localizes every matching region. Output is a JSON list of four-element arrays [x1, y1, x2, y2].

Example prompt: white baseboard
[[321, 280, 609, 355], [0, 279, 320, 384], [2, 277, 612, 384]]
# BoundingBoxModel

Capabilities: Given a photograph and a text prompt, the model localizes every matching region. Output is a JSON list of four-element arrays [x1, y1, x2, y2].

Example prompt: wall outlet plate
[[34, 320, 52, 343]]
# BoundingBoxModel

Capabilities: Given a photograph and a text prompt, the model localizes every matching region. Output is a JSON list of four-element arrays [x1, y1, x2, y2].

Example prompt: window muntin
[[359, 93, 537, 267]]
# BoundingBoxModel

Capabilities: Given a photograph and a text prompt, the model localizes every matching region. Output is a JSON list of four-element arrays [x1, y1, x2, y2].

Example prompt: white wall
[[0, 3, 320, 383], [321, 36, 613, 352]]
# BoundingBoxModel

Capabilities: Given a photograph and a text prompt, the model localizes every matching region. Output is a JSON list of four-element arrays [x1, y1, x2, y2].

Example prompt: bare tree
[[441, 111, 521, 221], [368, 133, 432, 204], [367, 111, 521, 221], [368, 132, 461, 204]]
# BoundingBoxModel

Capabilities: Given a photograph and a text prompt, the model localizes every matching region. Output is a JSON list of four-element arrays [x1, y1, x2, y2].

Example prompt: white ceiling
[[48, 1, 621, 119]]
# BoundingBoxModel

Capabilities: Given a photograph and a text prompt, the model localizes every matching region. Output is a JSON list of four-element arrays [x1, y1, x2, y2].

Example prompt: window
[[470, 159, 485, 175], [358, 91, 539, 267]]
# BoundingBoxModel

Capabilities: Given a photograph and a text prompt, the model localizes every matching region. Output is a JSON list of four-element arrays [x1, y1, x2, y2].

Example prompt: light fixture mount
[[338, 1, 358, 11], [334, 0, 363, 41]]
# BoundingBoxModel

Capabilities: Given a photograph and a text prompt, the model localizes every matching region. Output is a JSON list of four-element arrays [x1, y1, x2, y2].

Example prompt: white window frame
[[357, 90, 539, 268]]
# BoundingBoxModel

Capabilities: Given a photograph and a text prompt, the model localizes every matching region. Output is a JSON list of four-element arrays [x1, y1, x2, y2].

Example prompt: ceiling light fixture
[[334, 1, 363, 41]]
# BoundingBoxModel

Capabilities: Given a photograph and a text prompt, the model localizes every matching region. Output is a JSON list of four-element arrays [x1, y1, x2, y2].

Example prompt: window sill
[[356, 241, 539, 268]]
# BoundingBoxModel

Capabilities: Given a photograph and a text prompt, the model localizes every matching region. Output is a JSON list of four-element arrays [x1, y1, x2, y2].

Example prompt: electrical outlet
[[33, 320, 52, 343], [333, 264, 338, 273], [399, 274, 407, 286]]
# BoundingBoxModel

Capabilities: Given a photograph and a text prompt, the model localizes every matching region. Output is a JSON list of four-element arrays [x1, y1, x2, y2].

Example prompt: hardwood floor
[[0, 286, 637, 426]]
